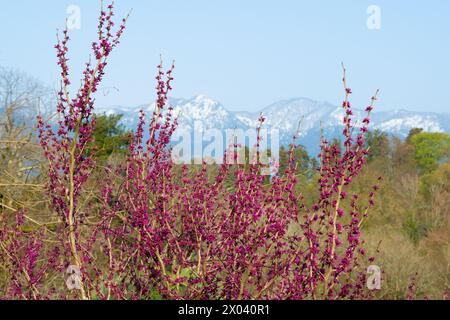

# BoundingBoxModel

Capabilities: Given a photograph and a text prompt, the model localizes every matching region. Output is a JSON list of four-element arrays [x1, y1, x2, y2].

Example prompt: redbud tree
[[0, 2, 382, 300]]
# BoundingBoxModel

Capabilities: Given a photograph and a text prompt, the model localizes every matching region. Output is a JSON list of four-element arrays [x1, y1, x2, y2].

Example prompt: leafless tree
[[0, 66, 53, 219]]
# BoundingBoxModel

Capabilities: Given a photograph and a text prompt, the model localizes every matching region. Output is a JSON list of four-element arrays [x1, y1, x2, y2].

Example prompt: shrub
[[0, 2, 382, 300]]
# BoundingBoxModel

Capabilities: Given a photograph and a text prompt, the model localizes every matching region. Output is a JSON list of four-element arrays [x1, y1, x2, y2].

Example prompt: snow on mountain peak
[[376, 115, 443, 135], [97, 95, 450, 153]]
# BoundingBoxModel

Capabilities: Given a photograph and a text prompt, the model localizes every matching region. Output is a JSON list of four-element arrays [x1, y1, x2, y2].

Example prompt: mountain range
[[98, 95, 450, 156]]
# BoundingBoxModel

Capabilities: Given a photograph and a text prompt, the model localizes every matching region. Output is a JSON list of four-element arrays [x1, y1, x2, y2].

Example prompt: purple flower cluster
[[89, 63, 381, 299], [35, 2, 128, 299]]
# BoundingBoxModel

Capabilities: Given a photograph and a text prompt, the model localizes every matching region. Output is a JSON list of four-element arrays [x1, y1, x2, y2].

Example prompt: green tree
[[365, 129, 390, 162], [406, 128, 424, 143], [410, 132, 450, 173], [90, 113, 130, 162]]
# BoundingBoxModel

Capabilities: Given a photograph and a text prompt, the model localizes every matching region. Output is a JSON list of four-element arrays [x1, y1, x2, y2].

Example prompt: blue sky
[[0, 0, 449, 113]]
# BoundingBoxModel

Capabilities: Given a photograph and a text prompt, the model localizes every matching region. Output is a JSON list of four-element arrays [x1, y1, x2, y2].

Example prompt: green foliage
[[410, 132, 450, 173], [406, 128, 424, 143], [90, 113, 130, 162], [403, 214, 422, 243], [366, 129, 390, 161], [149, 287, 163, 300]]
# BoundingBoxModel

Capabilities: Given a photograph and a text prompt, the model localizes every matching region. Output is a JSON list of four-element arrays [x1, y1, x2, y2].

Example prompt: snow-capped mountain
[[102, 95, 244, 132], [98, 95, 450, 155]]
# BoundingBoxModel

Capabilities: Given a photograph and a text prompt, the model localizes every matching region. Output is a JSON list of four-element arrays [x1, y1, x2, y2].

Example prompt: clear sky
[[0, 0, 449, 113]]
